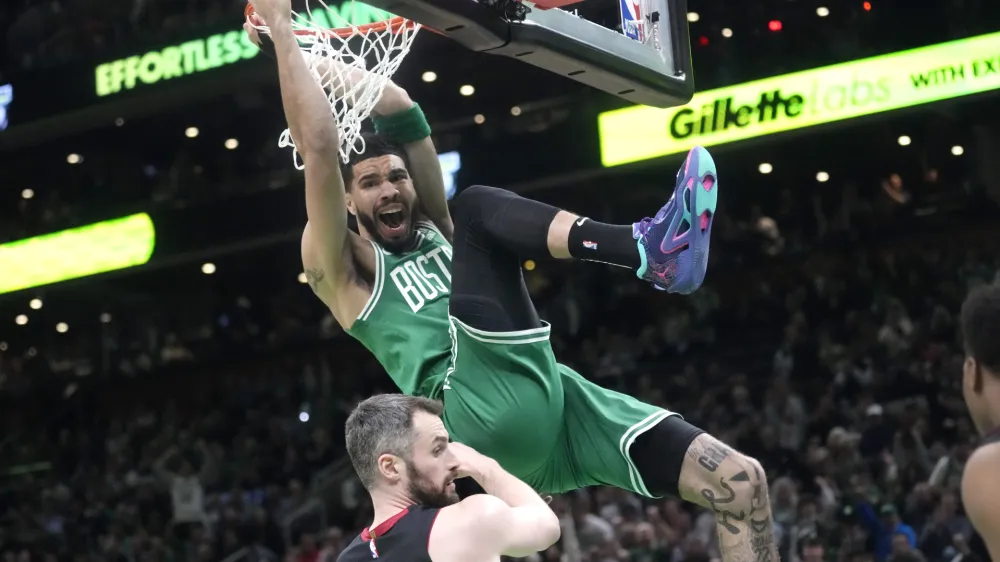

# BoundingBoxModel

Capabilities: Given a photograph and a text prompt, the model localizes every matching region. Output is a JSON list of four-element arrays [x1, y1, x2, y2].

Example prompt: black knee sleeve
[[452, 185, 560, 260], [450, 185, 550, 332], [630, 415, 705, 497]]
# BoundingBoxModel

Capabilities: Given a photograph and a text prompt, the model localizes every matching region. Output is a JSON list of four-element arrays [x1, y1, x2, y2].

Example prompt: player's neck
[[979, 381, 1000, 437], [369, 490, 415, 529]]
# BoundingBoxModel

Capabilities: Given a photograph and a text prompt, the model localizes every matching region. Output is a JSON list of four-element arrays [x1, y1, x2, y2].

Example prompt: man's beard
[[405, 463, 459, 509], [356, 210, 416, 254]]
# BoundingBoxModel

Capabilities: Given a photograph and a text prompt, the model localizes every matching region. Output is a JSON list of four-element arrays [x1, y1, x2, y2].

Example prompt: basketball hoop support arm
[[367, 0, 694, 107]]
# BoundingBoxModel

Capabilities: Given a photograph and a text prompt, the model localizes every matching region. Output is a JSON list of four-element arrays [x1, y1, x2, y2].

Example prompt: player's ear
[[345, 191, 358, 216], [377, 453, 403, 482], [966, 356, 984, 394]]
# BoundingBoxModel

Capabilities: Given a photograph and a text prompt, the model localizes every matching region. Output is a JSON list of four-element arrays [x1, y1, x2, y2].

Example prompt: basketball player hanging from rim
[[246, 0, 778, 560], [958, 284, 1000, 560]]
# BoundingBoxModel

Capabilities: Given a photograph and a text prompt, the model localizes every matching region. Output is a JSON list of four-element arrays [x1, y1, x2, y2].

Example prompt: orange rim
[[245, 2, 428, 37]]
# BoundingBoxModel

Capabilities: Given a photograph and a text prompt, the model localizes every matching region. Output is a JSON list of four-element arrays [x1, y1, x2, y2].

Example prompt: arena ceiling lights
[[598, 31, 1000, 167], [0, 214, 156, 294]]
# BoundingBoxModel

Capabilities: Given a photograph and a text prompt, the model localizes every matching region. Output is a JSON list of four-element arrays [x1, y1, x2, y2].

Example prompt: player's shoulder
[[965, 440, 1000, 475], [964, 442, 1000, 560], [962, 441, 1000, 514], [427, 497, 508, 561], [433, 495, 508, 535]]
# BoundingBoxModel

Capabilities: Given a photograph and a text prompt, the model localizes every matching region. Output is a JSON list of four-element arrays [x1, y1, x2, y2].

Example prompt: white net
[[252, 1, 421, 166]]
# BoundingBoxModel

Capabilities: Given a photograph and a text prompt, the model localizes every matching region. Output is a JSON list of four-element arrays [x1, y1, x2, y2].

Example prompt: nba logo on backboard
[[619, 0, 644, 42]]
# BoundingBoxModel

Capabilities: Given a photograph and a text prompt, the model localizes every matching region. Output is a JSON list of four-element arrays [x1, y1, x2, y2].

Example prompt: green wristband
[[372, 103, 432, 144]]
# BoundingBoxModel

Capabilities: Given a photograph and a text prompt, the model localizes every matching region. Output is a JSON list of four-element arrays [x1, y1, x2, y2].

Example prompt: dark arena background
[[2, 0, 1000, 560]]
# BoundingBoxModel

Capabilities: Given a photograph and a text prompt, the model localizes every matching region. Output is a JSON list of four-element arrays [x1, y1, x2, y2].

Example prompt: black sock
[[567, 218, 640, 270]]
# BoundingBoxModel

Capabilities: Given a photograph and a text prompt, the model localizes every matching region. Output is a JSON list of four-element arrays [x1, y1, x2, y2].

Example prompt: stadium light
[[15, 314, 27, 326], [898, 135, 912, 146], [29, 298, 42, 310], [298, 272, 308, 284], [202, 263, 216, 275], [722, 28, 733, 38], [816, 7, 830, 16], [185, 127, 199, 138], [459, 85, 475, 96], [759, 163, 773, 174], [816, 171, 830, 183], [687, 12, 700, 22], [951, 145, 964, 156], [56, 322, 68, 333], [422, 71, 437, 82], [510, 106, 522, 116], [66, 153, 82, 164], [21, 189, 34, 200], [474, 114, 486, 124], [225, 138, 239, 150]]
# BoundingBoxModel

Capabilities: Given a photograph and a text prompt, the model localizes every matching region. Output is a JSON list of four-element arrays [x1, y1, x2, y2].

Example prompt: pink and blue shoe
[[632, 146, 718, 294]]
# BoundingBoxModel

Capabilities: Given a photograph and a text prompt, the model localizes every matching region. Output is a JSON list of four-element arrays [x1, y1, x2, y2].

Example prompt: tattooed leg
[[679, 434, 777, 562]]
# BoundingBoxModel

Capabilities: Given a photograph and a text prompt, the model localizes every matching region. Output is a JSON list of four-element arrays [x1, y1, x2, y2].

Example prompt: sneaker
[[632, 145, 718, 294]]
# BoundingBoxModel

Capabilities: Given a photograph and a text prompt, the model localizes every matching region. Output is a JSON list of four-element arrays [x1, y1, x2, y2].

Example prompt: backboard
[[357, 0, 694, 108]]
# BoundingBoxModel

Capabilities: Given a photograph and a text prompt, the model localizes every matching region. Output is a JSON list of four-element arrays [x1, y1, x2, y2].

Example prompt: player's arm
[[962, 444, 1000, 560], [257, 3, 371, 324], [374, 87, 454, 243], [432, 444, 560, 558], [300, 45, 454, 241], [246, 18, 453, 241]]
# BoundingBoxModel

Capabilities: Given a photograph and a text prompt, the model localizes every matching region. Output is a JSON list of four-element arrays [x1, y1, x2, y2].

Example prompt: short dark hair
[[340, 132, 409, 188], [345, 394, 444, 490], [961, 283, 1000, 373]]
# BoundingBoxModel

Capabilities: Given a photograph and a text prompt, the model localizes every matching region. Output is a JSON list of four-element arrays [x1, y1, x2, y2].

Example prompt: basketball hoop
[[246, 1, 421, 165]]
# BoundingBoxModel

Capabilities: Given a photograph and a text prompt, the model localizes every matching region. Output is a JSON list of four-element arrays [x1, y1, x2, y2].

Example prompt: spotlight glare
[[721, 27, 733, 38], [225, 138, 239, 150], [29, 298, 42, 310], [758, 163, 774, 174], [951, 145, 964, 156], [816, 171, 830, 183], [897, 135, 912, 146], [100, 313, 112, 324], [22, 188, 34, 200], [474, 114, 486, 124], [202, 263, 217, 275], [66, 153, 82, 164], [510, 106, 522, 116], [298, 272, 309, 284], [421, 71, 437, 82], [185, 127, 200, 138], [15, 314, 28, 326], [459, 85, 475, 96], [816, 6, 830, 16], [687, 11, 700, 22], [56, 322, 68, 333]]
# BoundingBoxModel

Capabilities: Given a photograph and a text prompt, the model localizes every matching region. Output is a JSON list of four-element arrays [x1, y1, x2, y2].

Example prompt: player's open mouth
[[376, 205, 407, 236]]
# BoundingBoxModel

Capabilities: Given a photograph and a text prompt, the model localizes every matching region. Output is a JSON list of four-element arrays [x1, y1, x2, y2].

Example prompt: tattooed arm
[[253, 0, 376, 328]]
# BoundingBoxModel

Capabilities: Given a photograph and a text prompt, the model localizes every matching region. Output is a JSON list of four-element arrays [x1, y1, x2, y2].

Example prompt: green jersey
[[345, 221, 453, 398], [342, 220, 671, 498]]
